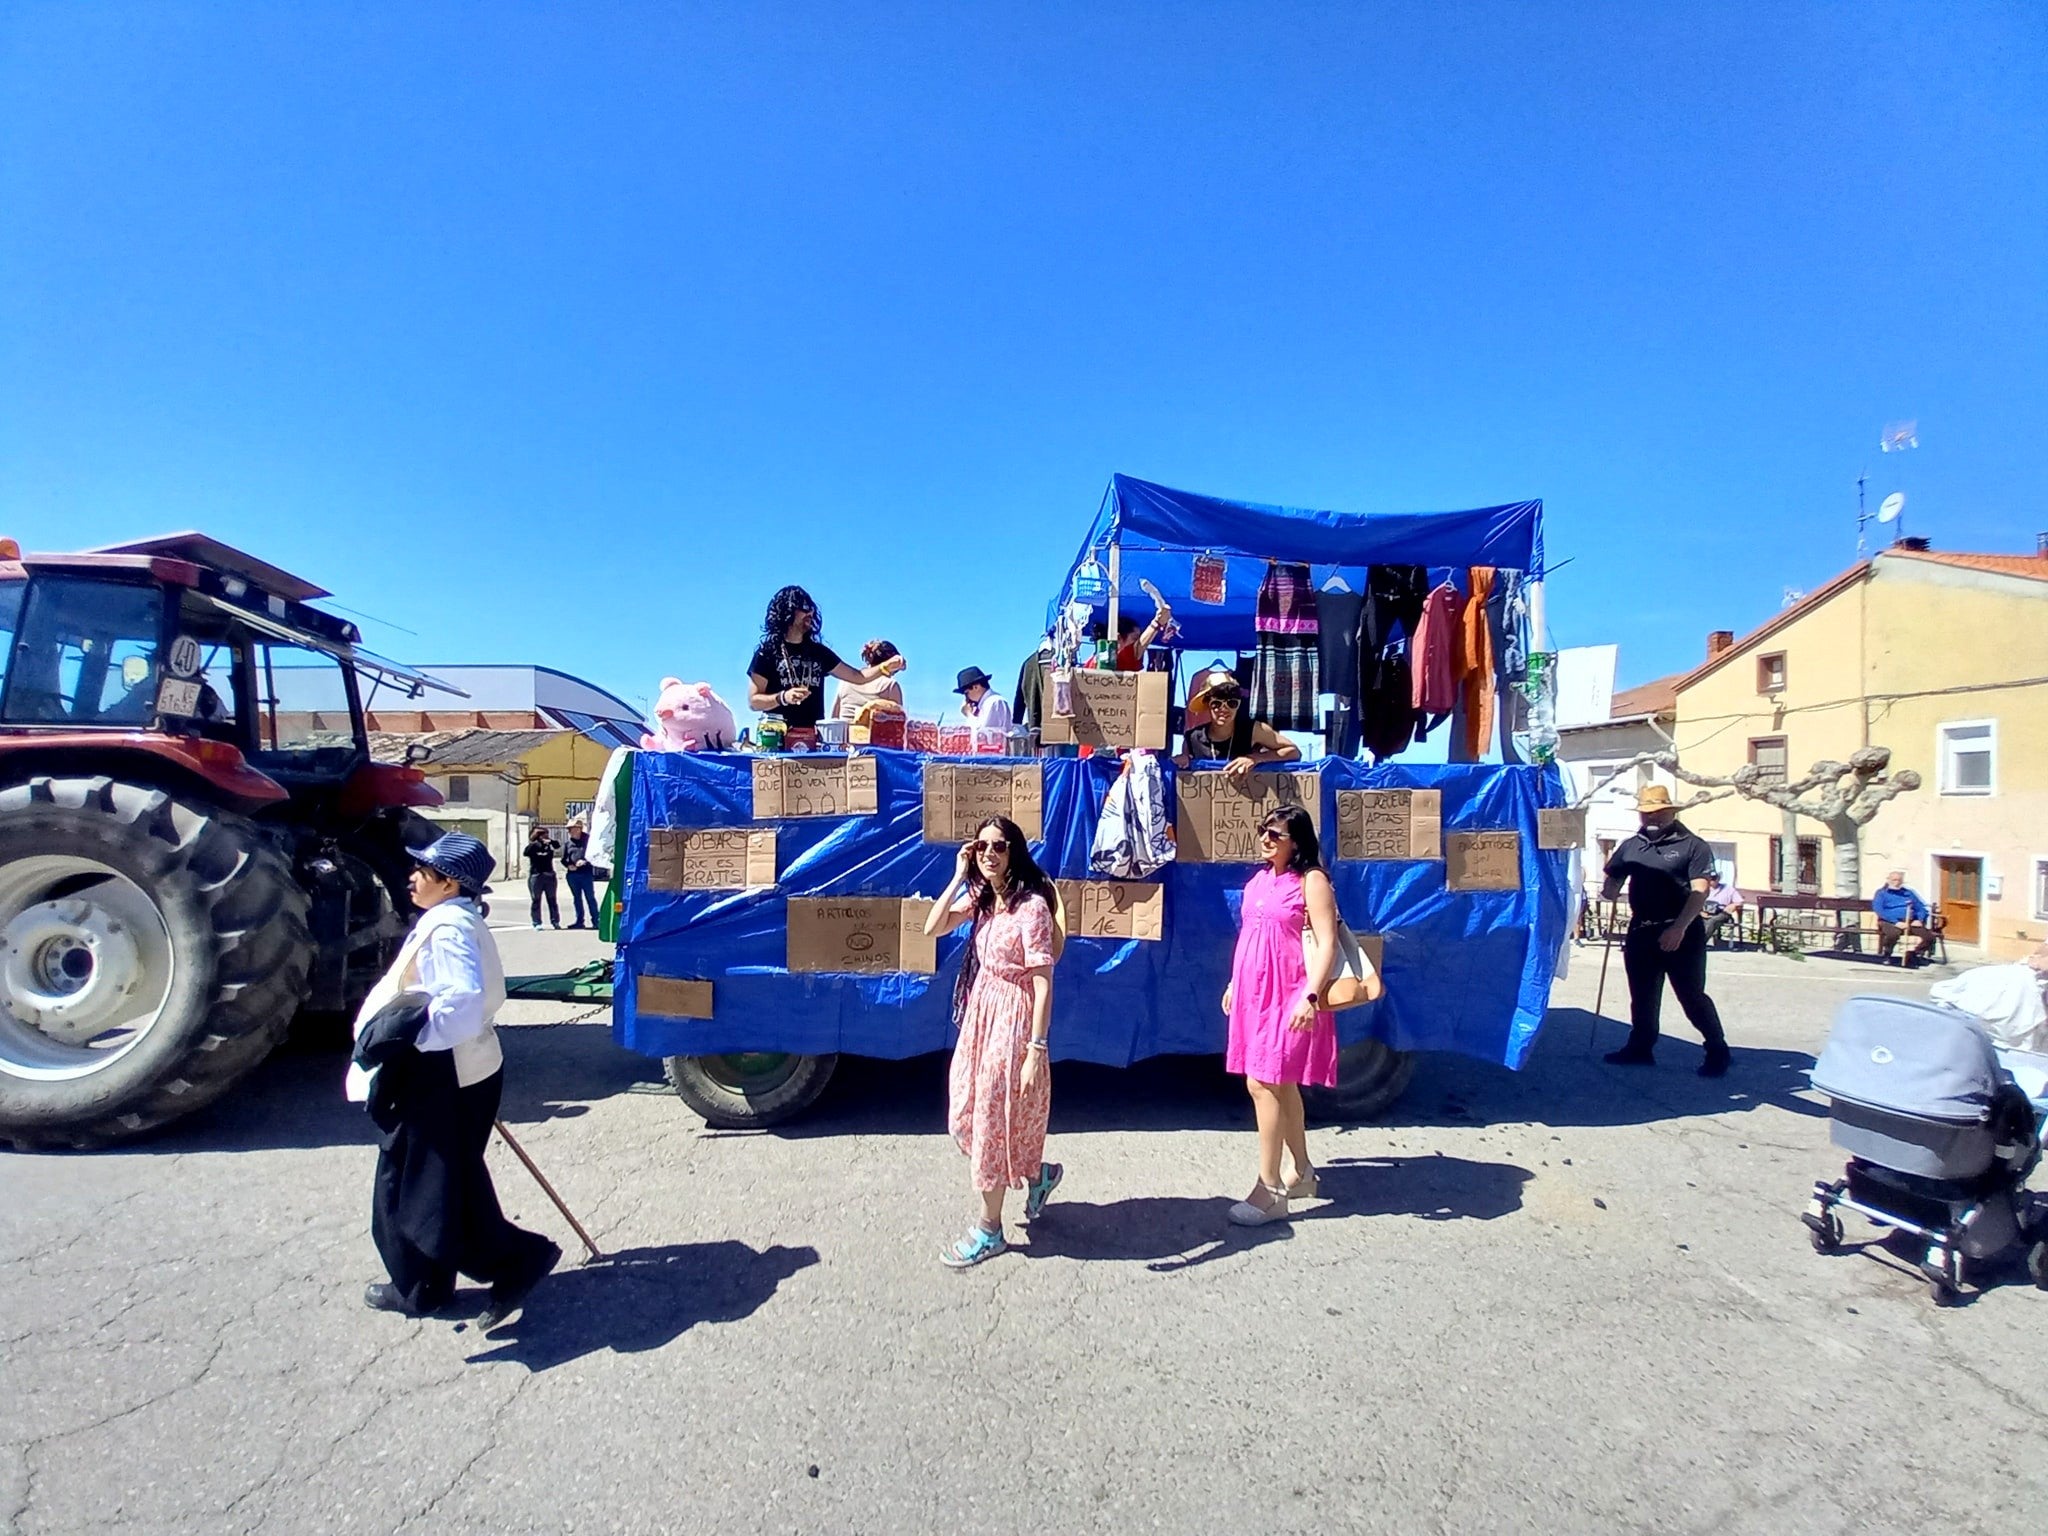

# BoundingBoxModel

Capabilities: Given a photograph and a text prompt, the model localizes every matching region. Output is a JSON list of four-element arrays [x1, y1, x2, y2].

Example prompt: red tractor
[[0, 533, 455, 1148]]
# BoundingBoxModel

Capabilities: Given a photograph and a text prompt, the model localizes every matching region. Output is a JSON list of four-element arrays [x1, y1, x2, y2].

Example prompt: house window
[[1937, 721, 1995, 796], [1757, 652, 1787, 694], [2034, 858, 2048, 923], [446, 775, 471, 804], [1748, 735, 1788, 787], [1769, 835, 1821, 895]]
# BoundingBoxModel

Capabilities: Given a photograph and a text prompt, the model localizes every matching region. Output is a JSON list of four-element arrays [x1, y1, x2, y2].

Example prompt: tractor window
[[0, 579, 22, 701], [6, 577, 164, 725], [256, 644, 359, 753]]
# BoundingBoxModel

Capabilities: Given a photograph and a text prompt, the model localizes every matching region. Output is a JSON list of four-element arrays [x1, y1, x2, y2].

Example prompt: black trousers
[[565, 868, 600, 927], [1621, 920, 1726, 1057], [371, 1067, 553, 1313], [528, 872, 559, 926]]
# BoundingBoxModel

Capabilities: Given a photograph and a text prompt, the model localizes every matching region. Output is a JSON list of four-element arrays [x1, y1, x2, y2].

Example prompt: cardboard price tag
[[1054, 880, 1164, 942], [1175, 769, 1319, 864], [923, 762, 1045, 844], [1446, 831, 1522, 891], [752, 756, 879, 819], [646, 829, 777, 891], [1334, 789, 1443, 862], [1038, 670, 1169, 751], [636, 975, 714, 1019], [785, 897, 937, 975], [1537, 807, 1587, 850]]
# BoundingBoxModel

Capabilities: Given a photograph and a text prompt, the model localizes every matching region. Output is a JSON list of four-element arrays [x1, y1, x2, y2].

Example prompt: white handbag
[[1303, 916, 1382, 1011]]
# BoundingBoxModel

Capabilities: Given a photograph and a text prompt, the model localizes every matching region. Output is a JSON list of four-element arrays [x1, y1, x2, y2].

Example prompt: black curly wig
[[761, 585, 822, 648]]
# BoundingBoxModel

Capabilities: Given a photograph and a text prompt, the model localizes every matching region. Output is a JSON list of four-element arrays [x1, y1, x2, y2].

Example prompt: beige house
[[1670, 541, 2048, 960]]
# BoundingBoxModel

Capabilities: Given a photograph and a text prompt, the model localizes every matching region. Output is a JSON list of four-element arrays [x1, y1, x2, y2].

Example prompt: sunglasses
[[1258, 827, 1291, 842], [1209, 696, 1242, 710], [974, 839, 1010, 854]]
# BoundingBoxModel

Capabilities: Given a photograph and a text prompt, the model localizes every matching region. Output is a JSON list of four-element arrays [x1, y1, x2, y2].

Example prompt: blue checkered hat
[[408, 831, 496, 894]]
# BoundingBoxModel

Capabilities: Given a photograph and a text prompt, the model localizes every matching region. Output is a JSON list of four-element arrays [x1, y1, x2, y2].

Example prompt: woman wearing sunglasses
[[1176, 669, 1300, 786], [1222, 803, 1339, 1226], [923, 816, 1063, 1268]]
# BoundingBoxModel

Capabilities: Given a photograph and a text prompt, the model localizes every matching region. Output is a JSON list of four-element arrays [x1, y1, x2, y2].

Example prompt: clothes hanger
[[1320, 570, 1352, 593]]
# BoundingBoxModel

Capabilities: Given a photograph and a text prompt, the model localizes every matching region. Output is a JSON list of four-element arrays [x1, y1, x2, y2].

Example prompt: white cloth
[[1929, 964, 2048, 1055], [586, 746, 631, 875], [344, 898, 506, 1102], [1089, 750, 1175, 879], [962, 693, 1013, 732]]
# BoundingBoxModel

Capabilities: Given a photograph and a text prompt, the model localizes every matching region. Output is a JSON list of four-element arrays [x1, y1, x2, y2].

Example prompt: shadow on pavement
[[462, 1241, 820, 1370], [1024, 1153, 1531, 1271]]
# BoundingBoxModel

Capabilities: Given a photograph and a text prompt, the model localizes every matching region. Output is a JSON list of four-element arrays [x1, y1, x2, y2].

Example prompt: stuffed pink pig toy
[[641, 679, 737, 752]]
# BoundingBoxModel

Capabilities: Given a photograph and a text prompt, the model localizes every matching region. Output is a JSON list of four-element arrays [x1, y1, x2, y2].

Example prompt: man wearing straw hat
[[1599, 785, 1731, 1077]]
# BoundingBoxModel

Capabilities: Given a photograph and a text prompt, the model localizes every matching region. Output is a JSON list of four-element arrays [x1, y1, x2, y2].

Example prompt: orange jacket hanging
[[1457, 568, 1497, 759]]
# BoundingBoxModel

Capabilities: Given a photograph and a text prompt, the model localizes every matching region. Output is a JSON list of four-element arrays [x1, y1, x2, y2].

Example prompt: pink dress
[[948, 893, 1056, 1192], [1227, 868, 1339, 1088]]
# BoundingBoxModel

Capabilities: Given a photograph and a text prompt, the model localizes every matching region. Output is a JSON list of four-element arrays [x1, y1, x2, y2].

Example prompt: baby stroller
[[1805, 995, 2046, 1305]]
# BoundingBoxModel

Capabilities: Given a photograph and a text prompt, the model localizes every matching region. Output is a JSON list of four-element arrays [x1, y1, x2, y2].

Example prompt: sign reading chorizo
[[636, 975, 714, 1019], [646, 829, 777, 890], [1039, 670, 1169, 751], [1054, 879, 1164, 942], [923, 762, 1045, 844], [785, 897, 938, 975], [1334, 789, 1443, 862], [1536, 807, 1587, 850], [1446, 831, 1522, 891], [1175, 769, 1319, 864], [752, 755, 879, 819]]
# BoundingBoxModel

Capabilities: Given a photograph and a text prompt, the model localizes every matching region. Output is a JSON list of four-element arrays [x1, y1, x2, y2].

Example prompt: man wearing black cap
[[346, 832, 560, 1327], [1600, 786, 1732, 1077], [956, 666, 1013, 733]]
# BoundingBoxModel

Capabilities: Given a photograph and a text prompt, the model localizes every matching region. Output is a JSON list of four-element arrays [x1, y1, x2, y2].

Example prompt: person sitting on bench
[[1872, 870, 1935, 966]]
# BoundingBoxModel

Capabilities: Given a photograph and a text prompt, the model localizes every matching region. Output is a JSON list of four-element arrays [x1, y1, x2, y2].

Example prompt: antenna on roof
[[1854, 469, 1869, 557]]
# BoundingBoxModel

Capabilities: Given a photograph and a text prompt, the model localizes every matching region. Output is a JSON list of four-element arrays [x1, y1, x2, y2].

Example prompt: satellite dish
[[1878, 492, 1905, 524]]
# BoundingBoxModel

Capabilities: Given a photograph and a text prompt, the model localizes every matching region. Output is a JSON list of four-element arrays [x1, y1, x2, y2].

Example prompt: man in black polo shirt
[[1600, 785, 1731, 1077]]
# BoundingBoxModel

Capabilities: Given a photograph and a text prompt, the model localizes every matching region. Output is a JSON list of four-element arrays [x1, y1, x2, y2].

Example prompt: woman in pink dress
[[923, 816, 1062, 1268], [1222, 803, 1340, 1226]]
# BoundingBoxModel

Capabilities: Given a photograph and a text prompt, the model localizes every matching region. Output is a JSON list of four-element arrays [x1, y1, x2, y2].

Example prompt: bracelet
[[1025, 1039, 1049, 1053]]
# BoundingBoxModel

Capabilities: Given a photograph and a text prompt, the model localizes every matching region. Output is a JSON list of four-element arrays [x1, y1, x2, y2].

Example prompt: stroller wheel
[[1804, 1211, 1843, 1253]]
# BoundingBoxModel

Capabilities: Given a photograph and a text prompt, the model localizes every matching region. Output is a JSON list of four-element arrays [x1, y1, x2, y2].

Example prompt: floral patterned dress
[[1227, 868, 1339, 1088], [948, 892, 1056, 1191]]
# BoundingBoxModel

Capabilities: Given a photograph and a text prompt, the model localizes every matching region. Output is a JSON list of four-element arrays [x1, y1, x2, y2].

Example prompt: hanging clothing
[[1456, 568, 1497, 761], [1357, 565, 1429, 762], [1410, 581, 1461, 716], [1252, 562, 1321, 733], [1316, 586, 1365, 759], [1012, 650, 1051, 729], [1486, 573, 1529, 765], [1089, 752, 1176, 878], [1255, 561, 1320, 634]]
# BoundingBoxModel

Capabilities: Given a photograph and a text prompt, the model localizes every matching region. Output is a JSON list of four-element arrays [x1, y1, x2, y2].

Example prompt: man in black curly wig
[[746, 584, 907, 732]]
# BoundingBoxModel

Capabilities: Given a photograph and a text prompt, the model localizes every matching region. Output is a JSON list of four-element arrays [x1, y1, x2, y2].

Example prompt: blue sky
[[2, 3, 2042, 727]]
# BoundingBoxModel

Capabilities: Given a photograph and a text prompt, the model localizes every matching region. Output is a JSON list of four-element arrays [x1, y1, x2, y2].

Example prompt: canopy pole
[[1106, 542, 1121, 658]]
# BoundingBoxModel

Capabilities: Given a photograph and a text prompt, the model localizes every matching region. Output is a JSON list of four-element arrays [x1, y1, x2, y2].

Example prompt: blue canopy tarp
[[615, 750, 1570, 1073], [1052, 474, 1546, 651]]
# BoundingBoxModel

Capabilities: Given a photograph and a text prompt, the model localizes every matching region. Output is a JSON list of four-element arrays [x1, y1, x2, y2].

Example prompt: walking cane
[[1589, 900, 1618, 1055], [494, 1120, 604, 1263]]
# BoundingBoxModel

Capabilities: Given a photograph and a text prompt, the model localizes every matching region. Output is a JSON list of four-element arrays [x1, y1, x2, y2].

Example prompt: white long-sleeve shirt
[[345, 897, 505, 1101], [963, 693, 1013, 732]]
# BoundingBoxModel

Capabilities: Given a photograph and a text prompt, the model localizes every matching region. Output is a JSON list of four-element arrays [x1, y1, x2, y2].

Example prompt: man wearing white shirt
[[956, 666, 1013, 732]]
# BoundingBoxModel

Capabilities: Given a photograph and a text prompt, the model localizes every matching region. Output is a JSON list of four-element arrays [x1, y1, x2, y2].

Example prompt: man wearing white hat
[[1599, 785, 1731, 1077]]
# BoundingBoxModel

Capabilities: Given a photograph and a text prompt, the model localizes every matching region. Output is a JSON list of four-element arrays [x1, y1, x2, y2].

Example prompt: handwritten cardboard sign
[[645, 829, 778, 891], [785, 897, 938, 975], [1038, 670, 1170, 751], [923, 762, 1045, 844], [1175, 769, 1319, 864], [1446, 831, 1522, 891], [1055, 880, 1164, 942], [1537, 807, 1587, 850], [751, 755, 879, 819], [1334, 789, 1443, 862], [636, 975, 714, 1019]]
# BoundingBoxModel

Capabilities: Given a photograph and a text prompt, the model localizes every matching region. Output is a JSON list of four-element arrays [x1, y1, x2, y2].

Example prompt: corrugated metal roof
[[419, 729, 563, 767]]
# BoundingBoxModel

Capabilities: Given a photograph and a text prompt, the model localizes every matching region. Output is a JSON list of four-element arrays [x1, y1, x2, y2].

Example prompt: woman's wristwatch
[[1026, 1039, 1049, 1053]]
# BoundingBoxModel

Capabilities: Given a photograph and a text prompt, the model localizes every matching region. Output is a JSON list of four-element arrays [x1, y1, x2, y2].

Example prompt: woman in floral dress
[[1222, 803, 1340, 1227], [924, 815, 1062, 1268]]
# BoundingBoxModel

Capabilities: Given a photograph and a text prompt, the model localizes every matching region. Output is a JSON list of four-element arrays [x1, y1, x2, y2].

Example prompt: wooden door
[[1934, 857, 1982, 946]]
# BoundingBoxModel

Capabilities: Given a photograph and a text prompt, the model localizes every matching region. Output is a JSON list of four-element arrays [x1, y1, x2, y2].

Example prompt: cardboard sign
[[1537, 807, 1587, 850], [636, 975, 713, 1019], [751, 755, 879, 819], [1334, 789, 1443, 862], [1055, 880, 1164, 942], [1175, 769, 1320, 864], [923, 762, 1045, 844], [646, 829, 778, 891], [1446, 831, 1522, 891], [1039, 670, 1170, 751], [786, 897, 938, 975]]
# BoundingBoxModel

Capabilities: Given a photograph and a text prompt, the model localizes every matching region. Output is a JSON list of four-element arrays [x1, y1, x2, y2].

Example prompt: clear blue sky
[[3, 4, 2042, 725]]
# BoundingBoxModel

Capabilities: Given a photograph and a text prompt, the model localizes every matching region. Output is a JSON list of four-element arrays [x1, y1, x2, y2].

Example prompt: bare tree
[[1583, 746, 1921, 899]]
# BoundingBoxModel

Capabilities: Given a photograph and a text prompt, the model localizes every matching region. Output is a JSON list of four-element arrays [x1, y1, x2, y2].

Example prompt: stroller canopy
[[1811, 995, 2006, 1125]]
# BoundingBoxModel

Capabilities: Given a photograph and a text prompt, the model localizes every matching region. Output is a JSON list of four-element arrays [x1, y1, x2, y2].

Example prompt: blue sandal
[[1024, 1162, 1064, 1222], [941, 1224, 1007, 1269]]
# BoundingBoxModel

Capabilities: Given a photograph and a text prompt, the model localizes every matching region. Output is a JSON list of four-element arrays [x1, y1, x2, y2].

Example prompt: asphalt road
[[5, 930, 2045, 1535]]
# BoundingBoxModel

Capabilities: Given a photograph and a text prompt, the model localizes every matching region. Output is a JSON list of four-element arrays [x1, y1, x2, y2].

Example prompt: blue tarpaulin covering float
[[613, 473, 1568, 1079]]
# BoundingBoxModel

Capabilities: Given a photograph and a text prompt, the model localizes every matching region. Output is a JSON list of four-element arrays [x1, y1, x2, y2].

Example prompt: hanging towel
[[1411, 581, 1461, 715]]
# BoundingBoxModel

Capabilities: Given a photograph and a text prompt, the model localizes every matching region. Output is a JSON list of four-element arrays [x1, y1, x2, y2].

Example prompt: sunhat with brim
[[1187, 670, 1244, 725], [954, 667, 994, 694], [408, 831, 497, 894], [1636, 785, 1680, 815]]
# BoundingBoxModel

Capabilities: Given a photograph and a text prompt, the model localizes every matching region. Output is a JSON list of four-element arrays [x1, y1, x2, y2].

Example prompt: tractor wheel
[[0, 776, 313, 1149], [1303, 1039, 1417, 1123], [664, 1052, 838, 1129]]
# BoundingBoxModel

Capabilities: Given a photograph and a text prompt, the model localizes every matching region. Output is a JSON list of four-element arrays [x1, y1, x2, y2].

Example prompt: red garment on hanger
[[1411, 582, 1461, 714], [1458, 568, 1497, 759]]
